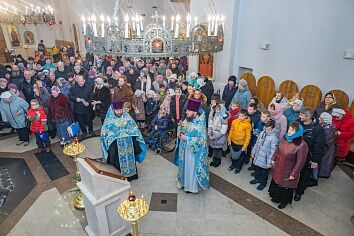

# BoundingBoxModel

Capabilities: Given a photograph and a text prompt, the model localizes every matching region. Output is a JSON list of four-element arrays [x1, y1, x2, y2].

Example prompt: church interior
[[0, 0, 354, 235]]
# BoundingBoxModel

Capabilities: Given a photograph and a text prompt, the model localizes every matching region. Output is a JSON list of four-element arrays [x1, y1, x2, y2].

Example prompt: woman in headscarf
[[269, 103, 287, 140], [315, 92, 341, 117], [269, 121, 308, 209], [161, 89, 175, 114], [230, 79, 252, 110]]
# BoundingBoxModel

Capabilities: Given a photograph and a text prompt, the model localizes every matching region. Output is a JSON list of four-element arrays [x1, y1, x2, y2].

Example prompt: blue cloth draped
[[100, 106, 146, 176], [173, 109, 210, 191]]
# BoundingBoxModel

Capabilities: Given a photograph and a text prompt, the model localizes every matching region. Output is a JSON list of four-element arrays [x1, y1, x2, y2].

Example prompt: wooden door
[[278, 80, 299, 100], [330, 89, 349, 109], [300, 85, 322, 109], [240, 72, 257, 96], [256, 76, 275, 106]]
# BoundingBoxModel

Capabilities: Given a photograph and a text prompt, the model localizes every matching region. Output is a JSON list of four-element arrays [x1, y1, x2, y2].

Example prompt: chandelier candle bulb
[[124, 14, 129, 38], [220, 15, 225, 31], [81, 15, 87, 35], [186, 13, 191, 38], [194, 16, 198, 27], [139, 16, 143, 31], [162, 15, 166, 28], [107, 16, 111, 26], [132, 16, 135, 31], [171, 16, 174, 31], [136, 18, 141, 37], [214, 15, 219, 36], [100, 14, 105, 37], [207, 15, 211, 36], [92, 14, 97, 37], [174, 13, 180, 38], [114, 16, 118, 26]]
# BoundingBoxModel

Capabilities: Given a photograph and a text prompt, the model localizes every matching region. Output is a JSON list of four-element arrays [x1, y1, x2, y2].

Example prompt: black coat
[[200, 80, 214, 105], [222, 84, 237, 108], [55, 69, 68, 79], [169, 95, 187, 121], [69, 83, 93, 115], [20, 79, 35, 103], [93, 86, 111, 117], [301, 117, 326, 163]]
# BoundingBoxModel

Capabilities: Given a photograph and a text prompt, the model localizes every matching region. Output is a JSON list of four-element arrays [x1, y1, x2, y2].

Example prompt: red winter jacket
[[228, 107, 240, 131], [27, 107, 47, 133], [332, 109, 354, 158]]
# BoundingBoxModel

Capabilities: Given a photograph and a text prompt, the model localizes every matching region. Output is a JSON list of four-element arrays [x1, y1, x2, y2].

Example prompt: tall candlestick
[[186, 13, 191, 38], [170, 16, 174, 31], [124, 14, 129, 38], [207, 15, 211, 36], [174, 14, 180, 39]]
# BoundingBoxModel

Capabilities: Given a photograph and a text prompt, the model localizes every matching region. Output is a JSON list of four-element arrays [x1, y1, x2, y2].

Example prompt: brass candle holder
[[117, 191, 149, 236], [63, 137, 86, 210]]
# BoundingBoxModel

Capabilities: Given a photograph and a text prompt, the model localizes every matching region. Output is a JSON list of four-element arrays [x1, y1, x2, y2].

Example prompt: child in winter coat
[[227, 109, 252, 173], [146, 106, 169, 152], [223, 100, 241, 157], [250, 120, 278, 190], [317, 112, 337, 178], [132, 89, 147, 129], [27, 99, 51, 152], [208, 104, 229, 168]]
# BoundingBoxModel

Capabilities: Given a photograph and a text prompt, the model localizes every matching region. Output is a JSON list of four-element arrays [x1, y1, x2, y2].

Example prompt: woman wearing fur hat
[[315, 92, 341, 117], [230, 79, 252, 110], [331, 108, 354, 162]]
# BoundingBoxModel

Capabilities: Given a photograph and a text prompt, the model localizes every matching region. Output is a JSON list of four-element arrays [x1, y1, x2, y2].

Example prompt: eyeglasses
[[325, 96, 333, 99]]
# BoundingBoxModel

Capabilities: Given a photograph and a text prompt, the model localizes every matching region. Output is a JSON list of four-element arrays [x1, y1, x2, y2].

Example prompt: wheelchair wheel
[[160, 130, 177, 153]]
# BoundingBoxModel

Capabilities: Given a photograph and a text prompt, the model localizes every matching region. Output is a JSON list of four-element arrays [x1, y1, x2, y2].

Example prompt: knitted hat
[[238, 79, 248, 87], [0, 91, 12, 99], [141, 68, 148, 76], [51, 86, 61, 94], [119, 66, 125, 73], [293, 99, 304, 109], [331, 108, 346, 118], [57, 77, 66, 83], [8, 83, 17, 90], [320, 112, 332, 125], [186, 98, 201, 112], [112, 100, 124, 109]]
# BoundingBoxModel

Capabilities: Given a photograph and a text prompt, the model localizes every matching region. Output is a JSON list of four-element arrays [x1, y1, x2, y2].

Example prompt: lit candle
[[92, 14, 97, 37], [186, 13, 191, 38], [81, 15, 86, 35], [214, 15, 219, 36], [124, 14, 129, 38], [207, 15, 211, 36], [170, 16, 174, 31], [139, 15, 143, 31], [194, 16, 198, 27], [162, 15, 166, 28], [174, 13, 180, 39], [100, 14, 105, 37]]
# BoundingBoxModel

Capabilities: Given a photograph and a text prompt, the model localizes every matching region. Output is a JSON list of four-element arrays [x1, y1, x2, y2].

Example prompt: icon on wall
[[198, 53, 214, 79], [8, 24, 21, 47], [24, 31, 35, 45]]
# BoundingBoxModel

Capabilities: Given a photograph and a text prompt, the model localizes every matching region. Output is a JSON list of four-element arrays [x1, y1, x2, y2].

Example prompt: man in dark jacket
[[55, 62, 68, 79], [169, 88, 187, 124], [69, 75, 94, 138], [20, 70, 35, 103], [222, 75, 238, 108], [295, 107, 325, 201], [199, 75, 214, 106]]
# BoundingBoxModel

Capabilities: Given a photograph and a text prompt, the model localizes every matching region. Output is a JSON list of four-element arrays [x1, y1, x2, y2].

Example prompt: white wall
[[233, 0, 354, 101]]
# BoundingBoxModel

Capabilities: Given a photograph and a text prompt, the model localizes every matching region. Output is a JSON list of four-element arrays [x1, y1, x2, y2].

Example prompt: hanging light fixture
[[82, 0, 224, 57]]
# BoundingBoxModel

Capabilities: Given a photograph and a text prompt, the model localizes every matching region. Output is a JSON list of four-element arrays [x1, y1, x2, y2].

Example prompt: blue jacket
[[231, 85, 252, 110], [151, 114, 169, 131], [0, 92, 29, 129], [252, 129, 278, 169]]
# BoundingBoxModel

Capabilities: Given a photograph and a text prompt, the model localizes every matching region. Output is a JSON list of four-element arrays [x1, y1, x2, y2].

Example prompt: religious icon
[[24, 31, 35, 45], [8, 24, 21, 47], [198, 53, 213, 78]]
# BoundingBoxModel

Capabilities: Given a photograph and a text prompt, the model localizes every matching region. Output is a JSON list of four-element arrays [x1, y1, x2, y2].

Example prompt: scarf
[[176, 96, 180, 121], [285, 125, 304, 142]]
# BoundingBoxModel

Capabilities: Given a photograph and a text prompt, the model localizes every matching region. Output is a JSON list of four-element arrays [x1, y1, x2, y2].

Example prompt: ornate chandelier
[[81, 1, 224, 57], [0, 2, 56, 25]]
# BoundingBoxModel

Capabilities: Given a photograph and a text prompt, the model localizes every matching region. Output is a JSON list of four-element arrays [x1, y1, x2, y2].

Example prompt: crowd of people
[[0, 45, 354, 210]]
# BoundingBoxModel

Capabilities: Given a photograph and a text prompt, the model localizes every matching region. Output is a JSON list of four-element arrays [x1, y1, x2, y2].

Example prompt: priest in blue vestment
[[174, 98, 210, 193], [100, 100, 147, 181]]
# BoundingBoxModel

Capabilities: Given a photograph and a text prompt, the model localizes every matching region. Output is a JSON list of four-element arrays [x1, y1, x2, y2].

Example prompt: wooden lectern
[[77, 157, 131, 236]]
